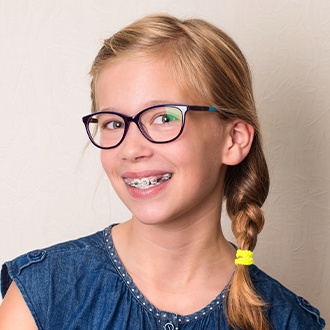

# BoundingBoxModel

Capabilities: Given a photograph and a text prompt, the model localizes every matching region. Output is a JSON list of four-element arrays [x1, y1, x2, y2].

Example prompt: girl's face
[[96, 57, 229, 226]]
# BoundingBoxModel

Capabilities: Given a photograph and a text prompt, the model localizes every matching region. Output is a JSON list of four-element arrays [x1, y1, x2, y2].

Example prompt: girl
[[0, 14, 325, 329]]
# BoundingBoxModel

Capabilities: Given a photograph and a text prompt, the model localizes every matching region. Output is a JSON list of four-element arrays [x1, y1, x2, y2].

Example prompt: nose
[[119, 122, 153, 161]]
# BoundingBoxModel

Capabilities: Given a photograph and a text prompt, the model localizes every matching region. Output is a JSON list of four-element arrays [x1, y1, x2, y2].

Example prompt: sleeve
[[249, 266, 326, 329], [1, 250, 49, 330], [292, 296, 326, 329], [1, 262, 12, 298], [266, 289, 326, 329]]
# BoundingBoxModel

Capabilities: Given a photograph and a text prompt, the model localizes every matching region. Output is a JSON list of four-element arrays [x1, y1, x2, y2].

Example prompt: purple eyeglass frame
[[82, 104, 218, 149]]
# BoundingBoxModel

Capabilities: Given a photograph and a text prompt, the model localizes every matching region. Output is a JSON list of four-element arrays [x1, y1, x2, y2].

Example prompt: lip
[[122, 170, 173, 199]]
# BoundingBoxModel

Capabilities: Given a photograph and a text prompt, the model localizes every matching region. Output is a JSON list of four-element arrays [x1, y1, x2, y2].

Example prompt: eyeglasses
[[82, 104, 218, 149]]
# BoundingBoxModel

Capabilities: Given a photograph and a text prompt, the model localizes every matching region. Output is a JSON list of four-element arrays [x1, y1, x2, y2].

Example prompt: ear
[[222, 121, 254, 166]]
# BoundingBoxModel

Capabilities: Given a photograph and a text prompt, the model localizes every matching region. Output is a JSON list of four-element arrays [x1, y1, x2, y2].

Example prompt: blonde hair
[[90, 14, 270, 330]]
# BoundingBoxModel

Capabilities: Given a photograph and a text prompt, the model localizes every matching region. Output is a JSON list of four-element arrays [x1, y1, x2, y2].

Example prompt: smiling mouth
[[124, 173, 172, 189]]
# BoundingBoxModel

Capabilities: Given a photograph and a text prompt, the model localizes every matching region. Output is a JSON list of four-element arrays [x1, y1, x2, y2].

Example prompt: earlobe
[[223, 121, 254, 166]]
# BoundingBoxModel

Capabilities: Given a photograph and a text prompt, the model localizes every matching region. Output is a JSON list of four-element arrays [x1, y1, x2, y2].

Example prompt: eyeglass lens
[[87, 105, 184, 148]]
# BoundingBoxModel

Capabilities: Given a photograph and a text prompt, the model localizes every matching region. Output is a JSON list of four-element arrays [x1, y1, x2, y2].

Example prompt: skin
[[0, 282, 37, 329], [0, 56, 254, 326], [97, 57, 254, 314]]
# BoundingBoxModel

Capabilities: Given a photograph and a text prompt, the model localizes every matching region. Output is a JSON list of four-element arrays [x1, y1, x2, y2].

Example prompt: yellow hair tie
[[235, 249, 254, 266]]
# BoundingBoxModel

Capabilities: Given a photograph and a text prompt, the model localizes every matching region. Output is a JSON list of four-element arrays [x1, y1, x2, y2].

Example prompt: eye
[[103, 120, 125, 130], [97, 114, 125, 130], [152, 112, 181, 125]]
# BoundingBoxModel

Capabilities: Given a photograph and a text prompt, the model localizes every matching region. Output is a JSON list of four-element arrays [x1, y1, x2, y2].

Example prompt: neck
[[112, 213, 235, 283], [111, 214, 236, 315]]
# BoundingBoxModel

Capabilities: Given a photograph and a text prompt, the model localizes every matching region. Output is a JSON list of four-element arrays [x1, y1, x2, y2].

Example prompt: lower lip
[[125, 179, 171, 199]]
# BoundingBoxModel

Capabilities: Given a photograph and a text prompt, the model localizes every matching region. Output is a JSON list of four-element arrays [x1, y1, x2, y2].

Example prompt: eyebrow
[[99, 100, 179, 112]]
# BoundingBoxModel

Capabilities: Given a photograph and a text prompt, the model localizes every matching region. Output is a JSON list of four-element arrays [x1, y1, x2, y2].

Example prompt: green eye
[[153, 113, 179, 124]]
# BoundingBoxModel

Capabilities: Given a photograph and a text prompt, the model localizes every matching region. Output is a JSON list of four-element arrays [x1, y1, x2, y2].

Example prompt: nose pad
[[140, 122, 152, 139], [119, 122, 153, 161]]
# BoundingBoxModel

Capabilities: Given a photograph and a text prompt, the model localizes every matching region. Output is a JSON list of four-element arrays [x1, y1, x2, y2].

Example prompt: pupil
[[163, 115, 170, 123]]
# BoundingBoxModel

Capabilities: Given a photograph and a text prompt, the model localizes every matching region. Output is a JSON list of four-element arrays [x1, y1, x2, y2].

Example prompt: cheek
[[186, 140, 225, 186], [100, 152, 121, 193], [100, 151, 114, 176]]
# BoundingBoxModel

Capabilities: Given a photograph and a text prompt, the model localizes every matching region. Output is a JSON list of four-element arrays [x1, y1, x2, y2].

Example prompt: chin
[[131, 210, 178, 227]]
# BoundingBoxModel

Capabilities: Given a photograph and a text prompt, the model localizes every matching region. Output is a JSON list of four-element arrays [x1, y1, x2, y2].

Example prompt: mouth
[[124, 173, 172, 189]]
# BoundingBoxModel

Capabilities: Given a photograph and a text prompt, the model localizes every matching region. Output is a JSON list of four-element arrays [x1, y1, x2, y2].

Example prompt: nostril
[[119, 128, 154, 161]]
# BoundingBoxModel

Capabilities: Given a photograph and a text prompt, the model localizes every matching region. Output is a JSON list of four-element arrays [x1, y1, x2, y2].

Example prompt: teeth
[[150, 177, 158, 185], [125, 174, 172, 189], [140, 178, 150, 188], [162, 173, 171, 180]]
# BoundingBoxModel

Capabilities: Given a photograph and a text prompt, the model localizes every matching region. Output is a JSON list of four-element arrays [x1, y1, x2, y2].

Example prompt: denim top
[[1, 225, 325, 329]]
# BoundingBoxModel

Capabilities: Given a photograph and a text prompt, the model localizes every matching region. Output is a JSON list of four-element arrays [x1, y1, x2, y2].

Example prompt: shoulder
[[1, 229, 112, 325], [249, 265, 326, 329], [2, 229, 107, 288], [1, 227, 124, 329]]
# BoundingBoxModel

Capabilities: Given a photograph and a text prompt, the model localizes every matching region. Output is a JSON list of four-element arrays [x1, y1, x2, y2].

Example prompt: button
[[163, 322, 174, 330], [301, 297, 311, 306], [28, 250, 44, 260]]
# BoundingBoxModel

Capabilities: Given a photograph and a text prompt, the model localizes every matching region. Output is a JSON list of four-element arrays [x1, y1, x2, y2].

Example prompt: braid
[[224, 137, 270, 330]]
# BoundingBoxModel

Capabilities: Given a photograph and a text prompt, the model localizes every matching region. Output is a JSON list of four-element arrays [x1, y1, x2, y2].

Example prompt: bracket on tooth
[[161, 174, 171, 181], [150, 177, 158, 185], [125, 174, 172, 189], [140, 178, 150, 188]]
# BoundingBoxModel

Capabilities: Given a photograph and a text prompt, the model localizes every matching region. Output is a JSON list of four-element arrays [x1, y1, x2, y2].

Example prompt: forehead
[[94, 57, 204, 112]]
